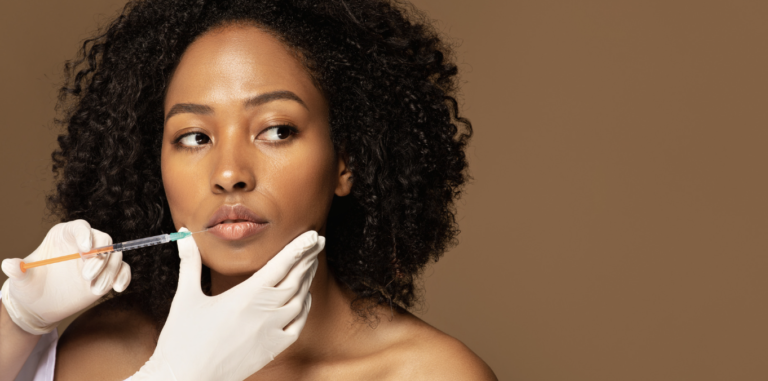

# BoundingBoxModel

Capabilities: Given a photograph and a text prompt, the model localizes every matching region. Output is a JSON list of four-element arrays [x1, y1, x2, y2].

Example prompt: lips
[[206, 204, 269, 241]]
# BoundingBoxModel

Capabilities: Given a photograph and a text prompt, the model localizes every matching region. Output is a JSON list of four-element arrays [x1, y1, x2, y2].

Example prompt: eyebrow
[[244, 90, 308, 110], [165, 90, 308, 123]]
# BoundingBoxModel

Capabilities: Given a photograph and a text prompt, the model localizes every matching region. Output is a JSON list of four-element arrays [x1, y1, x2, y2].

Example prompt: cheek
[[161, 149, 204, 229], [266, 143, 336, 227]]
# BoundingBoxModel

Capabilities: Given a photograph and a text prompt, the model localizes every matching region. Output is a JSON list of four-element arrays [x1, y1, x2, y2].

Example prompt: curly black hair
[[49, 0, 471, 326]]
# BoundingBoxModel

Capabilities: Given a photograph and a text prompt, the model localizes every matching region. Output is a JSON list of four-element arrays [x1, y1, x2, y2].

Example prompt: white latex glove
[[132, 228, 322, 381], [1, 220, 131, 335]]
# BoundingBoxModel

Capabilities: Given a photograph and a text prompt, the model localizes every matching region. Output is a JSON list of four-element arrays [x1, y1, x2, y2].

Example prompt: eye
[[257, 125, 298, 142], [175, 132, 211, 147]]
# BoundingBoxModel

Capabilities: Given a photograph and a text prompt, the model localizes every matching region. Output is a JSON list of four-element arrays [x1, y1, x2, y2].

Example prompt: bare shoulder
[[54, 294, 157, 381], [379, 311, 498, 381]]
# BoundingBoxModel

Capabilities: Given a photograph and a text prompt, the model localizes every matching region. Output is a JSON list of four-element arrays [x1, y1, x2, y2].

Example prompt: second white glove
[[132, 229, 322, 381]]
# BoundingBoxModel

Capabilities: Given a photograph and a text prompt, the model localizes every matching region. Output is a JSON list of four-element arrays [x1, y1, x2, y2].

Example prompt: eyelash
[[172, 125, 299, 151]]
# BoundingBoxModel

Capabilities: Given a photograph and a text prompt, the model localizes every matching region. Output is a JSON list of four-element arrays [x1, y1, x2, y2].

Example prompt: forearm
[[0, 301, 41, 381]]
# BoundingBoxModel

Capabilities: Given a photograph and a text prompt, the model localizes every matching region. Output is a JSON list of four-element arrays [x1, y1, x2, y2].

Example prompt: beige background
[[2, 1, 768, 380]]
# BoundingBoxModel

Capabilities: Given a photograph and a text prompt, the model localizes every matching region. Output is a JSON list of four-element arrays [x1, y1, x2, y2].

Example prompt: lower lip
[[208, 222, 269, 241]]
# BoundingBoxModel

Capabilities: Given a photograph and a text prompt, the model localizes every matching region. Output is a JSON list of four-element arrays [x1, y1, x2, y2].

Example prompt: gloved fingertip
[[304, 237, 324, 262], [292, 231, 318, 260], [113, 282, 128, 293], [89, 285, 105, 296], [175, 231, 204, 297], [306, 230, 318, 246], [176, 234, 200, 260], [113, 263, 131, 293], [310, 237, 325, 259], [1, 258, 25, 280], [90, 274, 111, 296], [112, 276, 131, 292], [81, 257, 104, 281]]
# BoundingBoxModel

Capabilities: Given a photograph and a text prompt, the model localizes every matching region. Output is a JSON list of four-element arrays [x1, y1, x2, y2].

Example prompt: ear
[[334, 149, 353, 197]]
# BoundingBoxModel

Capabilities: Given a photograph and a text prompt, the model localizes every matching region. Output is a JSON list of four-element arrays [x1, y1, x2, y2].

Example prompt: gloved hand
[[132, 228, 322, 381], [1, 220, 131, 335]]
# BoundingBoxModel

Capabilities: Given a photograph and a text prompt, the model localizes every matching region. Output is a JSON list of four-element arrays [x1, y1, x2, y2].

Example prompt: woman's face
[[161, 25, 351, 277]]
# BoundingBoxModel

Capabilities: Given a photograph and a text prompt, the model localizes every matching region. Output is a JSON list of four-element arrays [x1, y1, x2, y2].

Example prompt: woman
[[1, 0, 496, 379]]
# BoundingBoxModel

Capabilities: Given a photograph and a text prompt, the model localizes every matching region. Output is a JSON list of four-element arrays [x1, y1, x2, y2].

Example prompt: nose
[[210, 135, 257, 194]]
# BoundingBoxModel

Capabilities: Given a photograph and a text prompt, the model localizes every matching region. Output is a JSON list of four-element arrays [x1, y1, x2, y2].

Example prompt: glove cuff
[[1, 279, 58, 335]]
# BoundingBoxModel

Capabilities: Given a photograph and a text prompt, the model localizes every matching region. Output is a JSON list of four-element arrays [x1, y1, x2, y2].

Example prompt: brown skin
[[160, 24, 346, 293], [0, 302, 41, 381], [54, 25, 497, 381]]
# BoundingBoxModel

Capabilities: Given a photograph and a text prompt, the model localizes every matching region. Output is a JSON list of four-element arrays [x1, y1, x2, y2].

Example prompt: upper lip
[[206, 204, 268, 228]]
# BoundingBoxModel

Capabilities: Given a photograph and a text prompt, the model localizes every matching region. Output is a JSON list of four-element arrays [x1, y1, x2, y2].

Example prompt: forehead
[[164, 25, 320, 109]]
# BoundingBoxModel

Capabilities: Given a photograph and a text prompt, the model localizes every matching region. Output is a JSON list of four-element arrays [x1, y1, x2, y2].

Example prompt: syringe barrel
[[113, 234, 171, 252]]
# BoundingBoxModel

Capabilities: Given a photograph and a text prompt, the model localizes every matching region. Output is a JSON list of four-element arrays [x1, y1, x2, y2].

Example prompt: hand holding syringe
[[2, 220, 141, 335], [19, 229, 208, 273]]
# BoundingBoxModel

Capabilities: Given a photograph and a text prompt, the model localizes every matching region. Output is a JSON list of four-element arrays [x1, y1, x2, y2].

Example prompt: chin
[[201, 255, 269, 277], [210, 267, 258, 278]]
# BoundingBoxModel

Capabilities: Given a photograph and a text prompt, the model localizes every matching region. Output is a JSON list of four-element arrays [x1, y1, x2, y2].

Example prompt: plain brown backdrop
[[2, 1, 768, 380]]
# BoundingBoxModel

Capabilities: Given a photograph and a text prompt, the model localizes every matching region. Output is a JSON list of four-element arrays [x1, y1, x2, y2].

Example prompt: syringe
[[19, 229, 207, 273]]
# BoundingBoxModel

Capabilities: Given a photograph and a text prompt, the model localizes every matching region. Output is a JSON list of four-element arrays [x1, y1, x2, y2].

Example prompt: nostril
[[212, 175, 252, 193]]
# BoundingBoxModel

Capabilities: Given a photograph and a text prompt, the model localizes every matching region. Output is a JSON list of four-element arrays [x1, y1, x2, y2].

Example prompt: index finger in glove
[[268, 237, 324, 306], [275, 236, 324, 289], [175, 227, 204, 298], [242, 230, 319, 289], [61, 220, 95, 253]]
